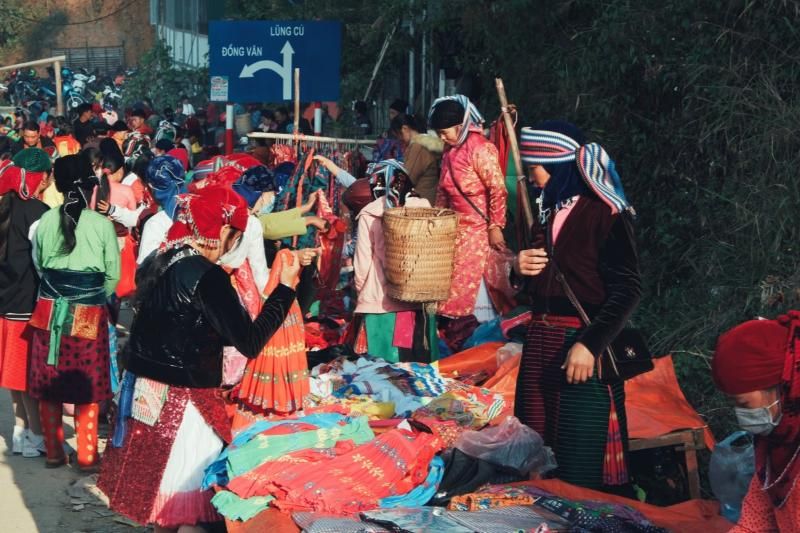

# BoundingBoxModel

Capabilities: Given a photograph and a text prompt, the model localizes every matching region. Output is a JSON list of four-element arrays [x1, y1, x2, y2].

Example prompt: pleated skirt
[[514, 320, 628, 489]]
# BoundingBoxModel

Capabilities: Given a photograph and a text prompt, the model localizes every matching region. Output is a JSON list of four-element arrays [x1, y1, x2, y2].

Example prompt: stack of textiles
[[308, 356, 449, 417], [411, 380, 505, 430], [203, 413, 374, 520], [205, 412, 446, 520]]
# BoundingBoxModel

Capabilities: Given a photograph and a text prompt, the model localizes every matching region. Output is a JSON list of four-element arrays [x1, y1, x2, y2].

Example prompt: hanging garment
[[237, 249, 309, 415]]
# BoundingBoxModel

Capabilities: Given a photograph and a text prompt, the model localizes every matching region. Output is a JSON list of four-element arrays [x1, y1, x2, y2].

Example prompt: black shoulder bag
[[549, 251, 653, 385]]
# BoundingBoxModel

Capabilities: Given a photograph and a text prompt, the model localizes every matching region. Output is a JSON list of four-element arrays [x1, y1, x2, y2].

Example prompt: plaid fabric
[[519, 128, 634, 216]]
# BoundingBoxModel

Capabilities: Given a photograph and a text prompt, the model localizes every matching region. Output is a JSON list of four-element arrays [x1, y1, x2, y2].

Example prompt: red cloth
[[0, 161, 46, 199], [0, 317, 33, 391], [166, 186, 249, 248], [713, 318, 789, 394], [167, 147, 189, 170], [266, 429, 443, 514]]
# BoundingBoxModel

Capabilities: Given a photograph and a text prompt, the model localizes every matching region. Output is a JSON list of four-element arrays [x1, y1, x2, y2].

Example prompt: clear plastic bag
[[454, 416, 557, 475], [709, 431, 755, 523]]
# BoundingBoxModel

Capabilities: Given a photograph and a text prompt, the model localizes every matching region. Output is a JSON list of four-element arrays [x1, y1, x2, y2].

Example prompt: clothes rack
[[248, 132, 376, 146]]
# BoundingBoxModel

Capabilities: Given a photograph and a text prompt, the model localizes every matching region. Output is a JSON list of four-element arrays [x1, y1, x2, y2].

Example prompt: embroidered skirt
[[514, 317, 629, 489], [0, 317, 33, 391], [28, 308, 112, 404], [98, 379, 231, 528]]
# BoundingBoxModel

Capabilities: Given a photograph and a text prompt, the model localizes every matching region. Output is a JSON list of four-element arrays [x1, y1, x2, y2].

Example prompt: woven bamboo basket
[[383, 207, 458, 302]]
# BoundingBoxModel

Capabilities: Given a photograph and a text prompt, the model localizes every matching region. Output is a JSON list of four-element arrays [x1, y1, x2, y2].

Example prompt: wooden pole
[[293, 68, 300, 134], [495, 77, 534, 245], [54, 60, 64, 116]]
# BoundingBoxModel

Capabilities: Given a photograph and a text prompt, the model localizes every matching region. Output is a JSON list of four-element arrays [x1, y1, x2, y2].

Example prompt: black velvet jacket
[[123, 247, 295, 388], [523, 195, 642, 357]]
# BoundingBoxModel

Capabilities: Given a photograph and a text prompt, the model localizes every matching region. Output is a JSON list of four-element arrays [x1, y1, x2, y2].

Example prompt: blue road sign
[[208, 20, 341, 103]]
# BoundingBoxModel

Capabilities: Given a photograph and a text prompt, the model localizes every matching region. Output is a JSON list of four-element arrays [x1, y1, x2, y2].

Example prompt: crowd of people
[[0, 89, 796, 533]]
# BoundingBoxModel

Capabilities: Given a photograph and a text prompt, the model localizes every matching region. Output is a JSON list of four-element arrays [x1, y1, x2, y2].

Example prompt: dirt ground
[[0, 306, 150, 533], [0, 389, 149, 533]]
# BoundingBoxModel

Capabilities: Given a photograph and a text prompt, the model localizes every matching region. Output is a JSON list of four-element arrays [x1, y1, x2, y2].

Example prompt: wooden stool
[[629, 428, 707, 500]]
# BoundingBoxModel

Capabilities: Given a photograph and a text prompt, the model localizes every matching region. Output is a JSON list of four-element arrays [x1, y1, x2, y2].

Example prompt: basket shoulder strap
[[446, 157, 489, 224]]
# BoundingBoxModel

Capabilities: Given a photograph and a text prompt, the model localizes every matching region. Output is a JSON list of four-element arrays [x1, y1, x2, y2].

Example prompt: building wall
[[156, 27, 209, 68], [30, 0, 156, 68]]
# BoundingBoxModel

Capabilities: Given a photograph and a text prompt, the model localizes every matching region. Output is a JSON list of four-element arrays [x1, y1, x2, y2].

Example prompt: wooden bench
[[629, 427, 707, 499]]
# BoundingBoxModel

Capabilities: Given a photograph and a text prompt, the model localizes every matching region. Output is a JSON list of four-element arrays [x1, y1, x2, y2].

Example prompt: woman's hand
[[279, 251, 302, 288], [313, 155, 337, 174], [562, 342, 595, 384], [97, 200, 114, 216], [305, 215, 330, 231], [488, 226, 507, 251], [300, 190, 320, 214], [297, 247, 321, 267], [514, 248, 548, 276]]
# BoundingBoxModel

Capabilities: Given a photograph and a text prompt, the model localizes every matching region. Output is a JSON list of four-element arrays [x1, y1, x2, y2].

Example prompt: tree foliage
[[122, 40, 209, 111], [432, 0, 800, 437]]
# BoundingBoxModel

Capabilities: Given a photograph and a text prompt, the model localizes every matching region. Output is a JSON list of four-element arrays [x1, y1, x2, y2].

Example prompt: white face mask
[[735, 399, 782, 435], [257, 196, 276, 216]]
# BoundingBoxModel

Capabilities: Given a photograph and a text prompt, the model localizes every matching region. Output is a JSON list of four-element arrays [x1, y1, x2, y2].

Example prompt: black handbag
[[550, 260, 653, 384]]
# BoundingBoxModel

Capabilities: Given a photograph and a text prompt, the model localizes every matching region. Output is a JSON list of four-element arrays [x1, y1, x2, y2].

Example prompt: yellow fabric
[[41, 183, 64, 208], [259, 208, 308, 240]]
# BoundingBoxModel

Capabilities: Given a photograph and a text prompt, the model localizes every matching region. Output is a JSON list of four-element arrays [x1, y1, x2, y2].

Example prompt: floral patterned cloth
[[435, 129, 508, 318]]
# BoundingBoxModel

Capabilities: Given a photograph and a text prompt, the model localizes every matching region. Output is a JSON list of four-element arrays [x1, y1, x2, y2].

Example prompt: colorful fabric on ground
[[378, 454, 444, 508], [224, 415, 374, 481], [237, 249, 309, 415], [448, 485, 536, 511], [514, 322, 628, 489], [267, 429, 443, 514], [412, 384, 505, 429]]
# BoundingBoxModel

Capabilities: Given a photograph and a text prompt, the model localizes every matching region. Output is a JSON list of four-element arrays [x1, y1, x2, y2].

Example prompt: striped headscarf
[[367, 159, 409, 208], [428, 94, 484, 146], [520, 126, 634, 216]]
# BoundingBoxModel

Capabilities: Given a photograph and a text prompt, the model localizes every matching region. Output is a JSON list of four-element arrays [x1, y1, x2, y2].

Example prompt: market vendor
[[713, 314, 800, 531]]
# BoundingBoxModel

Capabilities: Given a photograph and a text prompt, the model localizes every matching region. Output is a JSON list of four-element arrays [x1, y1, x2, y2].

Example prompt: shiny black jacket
[[123, 247, 295, 388]]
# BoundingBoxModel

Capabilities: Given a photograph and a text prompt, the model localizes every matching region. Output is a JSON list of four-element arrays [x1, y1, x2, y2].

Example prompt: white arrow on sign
[[239, 41, 295, 99]]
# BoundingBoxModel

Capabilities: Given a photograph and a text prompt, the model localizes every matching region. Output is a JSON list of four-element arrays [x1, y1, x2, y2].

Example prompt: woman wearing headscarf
[[428, 95, 509, 333], [713, 315, 800, 531], [137, 154, 187, 264], [512, 121, 641, 491], [351, 160, 436, 362], [98, 187, 301, 532], [28, 153, 120, 470], [0, 151, 51, 458]]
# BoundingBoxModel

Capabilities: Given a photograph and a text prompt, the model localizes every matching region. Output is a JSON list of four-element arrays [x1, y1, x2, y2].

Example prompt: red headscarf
[[166, 186, 248, 250], [713, 312, 800, 505], [195, 166, 242, 191], [0, 161, 47, 200]]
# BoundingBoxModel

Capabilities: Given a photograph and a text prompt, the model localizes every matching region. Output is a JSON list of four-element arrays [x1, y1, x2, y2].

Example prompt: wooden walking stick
[[495, 78, 534, 248]]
